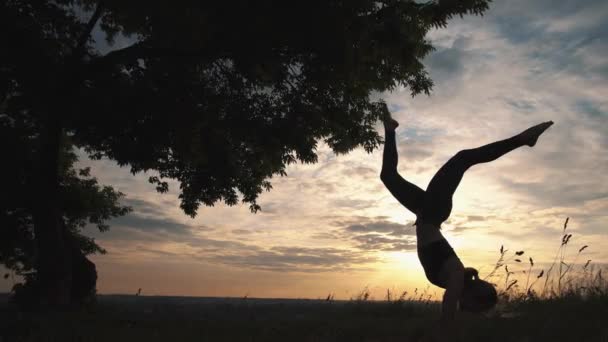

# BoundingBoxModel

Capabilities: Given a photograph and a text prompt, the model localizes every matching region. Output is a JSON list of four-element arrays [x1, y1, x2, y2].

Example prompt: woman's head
[[460, 268, 497, 313]]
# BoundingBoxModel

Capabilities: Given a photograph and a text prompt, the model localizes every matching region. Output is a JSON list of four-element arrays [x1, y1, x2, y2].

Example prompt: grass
[[485, 217, 607, 302], [1, 293, 608, 342], [1, 218, 607, 342]]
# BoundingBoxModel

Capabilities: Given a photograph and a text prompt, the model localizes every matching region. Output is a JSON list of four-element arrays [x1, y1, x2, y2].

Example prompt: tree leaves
[[3, 0, 492, 218], [0, 118, 130, 275]]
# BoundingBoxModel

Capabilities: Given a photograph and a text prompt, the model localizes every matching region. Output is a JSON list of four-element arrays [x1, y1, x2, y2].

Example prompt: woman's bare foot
[[519, 121, 554, 147], [383, 116, 399, 131]]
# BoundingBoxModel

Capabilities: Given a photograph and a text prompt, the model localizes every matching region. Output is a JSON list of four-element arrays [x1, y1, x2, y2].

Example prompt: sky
[[3, 0, 607, 299]]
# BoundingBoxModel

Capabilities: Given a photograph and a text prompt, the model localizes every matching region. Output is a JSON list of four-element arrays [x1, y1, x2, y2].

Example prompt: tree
[[0, 115, 131, 306], [1, 0, 492, 306]]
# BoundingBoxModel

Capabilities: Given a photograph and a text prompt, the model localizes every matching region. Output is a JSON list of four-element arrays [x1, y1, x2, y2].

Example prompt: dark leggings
[[380, 129, 525, 225]]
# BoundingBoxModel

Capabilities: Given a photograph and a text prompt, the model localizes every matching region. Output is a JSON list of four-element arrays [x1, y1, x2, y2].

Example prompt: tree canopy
[[3, 0, 491, 216], [1, 0, 491, 305]]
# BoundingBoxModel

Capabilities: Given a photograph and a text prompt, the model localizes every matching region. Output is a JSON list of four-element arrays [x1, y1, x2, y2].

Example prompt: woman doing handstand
[[380, 115, 553, 324]]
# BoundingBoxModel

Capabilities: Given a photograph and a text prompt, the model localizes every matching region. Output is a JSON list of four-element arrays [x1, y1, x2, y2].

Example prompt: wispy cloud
[[64, 0, 608, 298], [217, 246, 377, 273]]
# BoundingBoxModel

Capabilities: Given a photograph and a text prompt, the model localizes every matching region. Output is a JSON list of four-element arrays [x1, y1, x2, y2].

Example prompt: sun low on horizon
[[2, 0, 606, 301]]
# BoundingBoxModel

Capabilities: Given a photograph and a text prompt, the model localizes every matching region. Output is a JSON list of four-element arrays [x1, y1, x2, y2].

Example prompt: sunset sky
[[2, 0, 607, 299]]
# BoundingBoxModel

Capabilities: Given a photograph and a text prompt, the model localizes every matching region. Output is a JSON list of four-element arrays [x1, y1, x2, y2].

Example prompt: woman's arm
[[441, 266, 464, 322], [424, 262, 464, 342], [440, 257, 465, 323]]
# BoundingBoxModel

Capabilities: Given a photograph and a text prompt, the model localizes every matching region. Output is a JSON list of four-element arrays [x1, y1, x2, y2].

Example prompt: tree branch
[[90, 41, 146, 67], [75, 1, 105, 58], [87, 42, 219, 71]]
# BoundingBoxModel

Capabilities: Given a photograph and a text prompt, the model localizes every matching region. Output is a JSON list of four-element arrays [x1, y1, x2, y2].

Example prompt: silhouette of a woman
[[380, 114, 552, 328]]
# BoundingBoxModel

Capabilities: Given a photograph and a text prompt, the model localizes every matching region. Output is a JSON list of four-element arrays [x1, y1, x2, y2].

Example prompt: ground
[[1, 294, 607, 342]]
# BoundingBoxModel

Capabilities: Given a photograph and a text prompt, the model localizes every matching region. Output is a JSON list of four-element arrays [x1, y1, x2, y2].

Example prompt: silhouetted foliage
[[1, 0, 491, 305], [2, 0, 492, 215], [0, 116, 131, 306]]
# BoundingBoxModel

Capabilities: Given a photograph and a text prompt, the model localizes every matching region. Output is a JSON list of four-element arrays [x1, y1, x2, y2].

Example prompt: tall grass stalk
[[487, 217, 605, 301]]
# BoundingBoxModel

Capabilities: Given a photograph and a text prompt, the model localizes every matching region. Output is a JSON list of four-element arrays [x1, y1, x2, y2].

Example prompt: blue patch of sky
[[388, 103, 405, 113], [574, 100, 606, 120], [491, 16, 548, 45], [424, 46, 466, 78], [91, 23, 137, 55], [530, 36, 605, 80], [397, 126, 442, 142], [489, 0, 608, 80]]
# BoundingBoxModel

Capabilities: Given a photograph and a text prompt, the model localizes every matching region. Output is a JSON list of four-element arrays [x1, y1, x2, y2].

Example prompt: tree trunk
[[66, 233, 98, 304], [32, 116, 72, 308], [31, 9, 104, 304]]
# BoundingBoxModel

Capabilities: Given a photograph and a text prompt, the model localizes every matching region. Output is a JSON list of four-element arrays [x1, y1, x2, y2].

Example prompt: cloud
[[89, 196, 380, 273], [91, 196, 212, 243], [466, 215, 487, 222], [489, 0, 608, 82], [77, 0, 608, 296], [498, 178, 608, 208], [345, 221, 415, 237], [111, 215, 192, 235], [337, 217, 417, 252], [332, 198, 377, 210], [213, 246, 377, 273], [122, 198, 169, 217], [423, 36, 473, 83], [504, 99, 536, 113], [396, 137, 436, 162], [310, 231, 342, 240], [352, 234, 417, 252], [341, 164, 377, 178], [258, 202, 280, 214], [231, 229, 255, 235]]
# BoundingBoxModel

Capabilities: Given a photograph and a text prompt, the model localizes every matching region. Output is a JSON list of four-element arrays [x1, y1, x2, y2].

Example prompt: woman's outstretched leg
[[420, 121, 554, 225], [380, 117, 425, 216]]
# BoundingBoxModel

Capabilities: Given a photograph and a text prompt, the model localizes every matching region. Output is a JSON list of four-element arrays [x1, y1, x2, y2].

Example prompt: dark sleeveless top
[[418, 238, 457, 288]]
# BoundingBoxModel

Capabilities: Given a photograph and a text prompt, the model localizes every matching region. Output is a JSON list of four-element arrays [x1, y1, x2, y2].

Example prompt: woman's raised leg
[[380, 118, 426, 216], [420, 121, 553, 225]]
